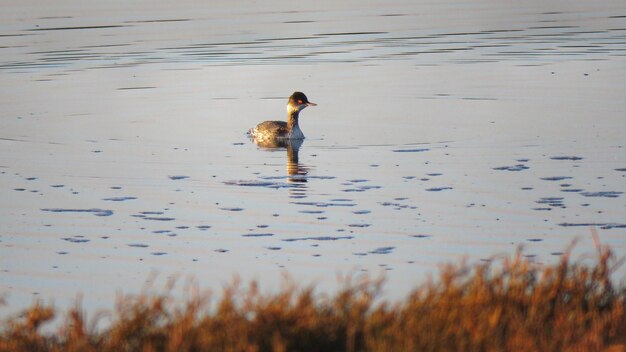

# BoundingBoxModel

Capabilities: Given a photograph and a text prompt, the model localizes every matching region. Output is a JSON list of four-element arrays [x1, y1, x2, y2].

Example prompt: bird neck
[[287, 109, 300, 130]]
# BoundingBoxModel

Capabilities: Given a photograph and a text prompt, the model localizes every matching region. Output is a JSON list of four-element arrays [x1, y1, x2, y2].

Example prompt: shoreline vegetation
[[1, 237, 625, 351]]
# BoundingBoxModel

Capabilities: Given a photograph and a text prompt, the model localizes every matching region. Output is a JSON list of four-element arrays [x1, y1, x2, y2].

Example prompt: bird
[[248, 91, 317, 141]]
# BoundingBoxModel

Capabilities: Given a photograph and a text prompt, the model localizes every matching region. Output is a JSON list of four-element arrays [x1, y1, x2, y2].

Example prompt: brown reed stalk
[[0, 241, 624, 352]]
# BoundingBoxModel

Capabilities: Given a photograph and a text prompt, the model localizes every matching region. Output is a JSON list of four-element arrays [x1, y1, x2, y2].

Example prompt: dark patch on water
[[292, 201, 356, 207], [527, 238, 543, 242], [580, 191, 622, 198], [426, 173, 442, 176], [62, 236, 90, 243], [541, 176, 573, 181], [521, 187, 534, 190], [533, 207, 552, 211], [168, 175, 189, 180], [144, 217, 175, 221], [561, 189, 583, 193], [354, 185, 381, 191], [110, 186, 122, 189], [393, 148, 429, 153], [29, 25, 128, 31], [426, 187, 453, 192], [242, 233, 274, 237], [517, 159, 530, 162], [283, 236, 354, 242], [25, 177, 37, 181], [14, 188, 26, 191], [410, 234, 431, 238], [369, 247, 395, 255], [176, 226, 189, 229], [260, 175, 335, 181], [493, 164, 529, 171], [103, 196, 137, 201], [266, 247, 281, 251], [615, 168, 626, 172], [558, 222, 626, 230], [347, 179, 368, 183], [379, 201, 415, 210], [214, 249, 229, 253], [128, 243, 149, 248], [153, 230, 173, 234], [348, 224, 371, 228], [317, 31, 388, 36], [124, 18, 191, 24], [224, 180, 294, 189], [220, 207, 244, 212], [535, 197, 565, 208], [118, 86, 157, 90], [42, 208, 113, 217], [151, 252, 167, 256], [353, 210, 371, 214], [353, 252, 368, 256], [197, 225, 212, 230], [50, 184, 65, 188], [341, 188, 365, 193], [300, 210, 325, 214], [551, 156, 583, 161], [57, 251, 68, 255]]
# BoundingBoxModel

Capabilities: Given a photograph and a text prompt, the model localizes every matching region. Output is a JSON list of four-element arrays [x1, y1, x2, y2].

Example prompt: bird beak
[[307, 102, 317, 106]]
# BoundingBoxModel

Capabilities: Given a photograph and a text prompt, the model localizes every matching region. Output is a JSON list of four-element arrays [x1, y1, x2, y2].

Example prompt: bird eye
[[298, 100, 303, 104]]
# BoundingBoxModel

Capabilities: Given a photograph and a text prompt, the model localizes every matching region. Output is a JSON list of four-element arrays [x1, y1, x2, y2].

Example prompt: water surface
[[1, 0, 626, 317]]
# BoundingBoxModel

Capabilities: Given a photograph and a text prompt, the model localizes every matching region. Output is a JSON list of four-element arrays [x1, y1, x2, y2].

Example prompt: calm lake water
[[1, 0, 626, 317]]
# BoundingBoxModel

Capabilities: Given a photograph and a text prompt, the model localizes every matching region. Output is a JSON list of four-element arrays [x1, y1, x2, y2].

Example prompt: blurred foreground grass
[[1, 237, 625, 351]]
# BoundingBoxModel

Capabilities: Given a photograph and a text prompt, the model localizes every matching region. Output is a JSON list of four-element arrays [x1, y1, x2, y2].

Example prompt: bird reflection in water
[[251, 138, 309, 198]]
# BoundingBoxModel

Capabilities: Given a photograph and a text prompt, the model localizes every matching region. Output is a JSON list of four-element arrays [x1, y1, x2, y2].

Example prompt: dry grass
[[1, 240, 625, 352]]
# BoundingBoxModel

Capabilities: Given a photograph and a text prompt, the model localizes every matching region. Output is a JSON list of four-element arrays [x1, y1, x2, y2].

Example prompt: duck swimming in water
[[248, 92, 317, 141]]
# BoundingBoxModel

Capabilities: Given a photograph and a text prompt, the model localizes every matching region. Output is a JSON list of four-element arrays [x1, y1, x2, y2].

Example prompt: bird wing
[[254, 121, 288, 135]]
